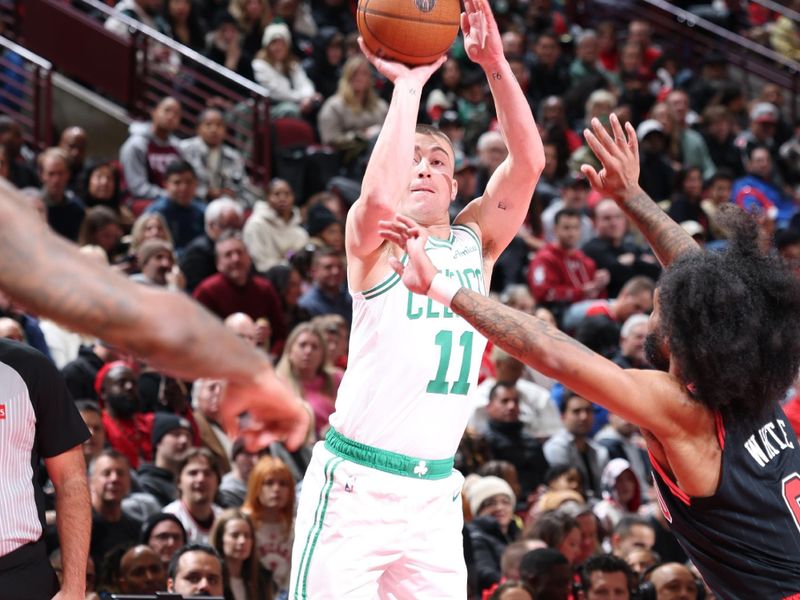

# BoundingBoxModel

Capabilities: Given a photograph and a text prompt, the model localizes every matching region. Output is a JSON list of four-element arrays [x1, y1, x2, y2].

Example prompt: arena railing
[[583, 0, 800, 121], [13, 0, 272, 183], [0, 34, 52, 151]]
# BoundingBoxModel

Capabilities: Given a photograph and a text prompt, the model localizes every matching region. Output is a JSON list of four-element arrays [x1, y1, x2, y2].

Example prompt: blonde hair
[[130, 212, 174, 253], [337, 55, 379, 114], [242, 456, 295, 534], [276, 322, 336, 398], [228, 0, 271, 30]]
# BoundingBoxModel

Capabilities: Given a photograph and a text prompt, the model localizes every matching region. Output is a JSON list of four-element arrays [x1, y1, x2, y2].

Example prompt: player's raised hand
[[581, 113, 642, 204], [462, 0, 503, 66], [220, 370, 311, 452], [358, 37, 446, 85], [378, 214, 439, 295]]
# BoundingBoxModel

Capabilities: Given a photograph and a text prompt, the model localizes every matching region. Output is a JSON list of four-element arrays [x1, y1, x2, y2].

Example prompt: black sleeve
[[25, 346, 90, 458]]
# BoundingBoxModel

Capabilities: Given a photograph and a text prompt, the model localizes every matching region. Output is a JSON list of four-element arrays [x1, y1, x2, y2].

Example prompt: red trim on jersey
[[782, 594, 800, 600], [648, 448, 692, 506], [715, 410, 726, 450]]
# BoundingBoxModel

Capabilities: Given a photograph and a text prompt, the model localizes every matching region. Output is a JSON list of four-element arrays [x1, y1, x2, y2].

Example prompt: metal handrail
[[0, 34, 52, 70], [78, 0, 269, 99], [642, 0, 800, 71]]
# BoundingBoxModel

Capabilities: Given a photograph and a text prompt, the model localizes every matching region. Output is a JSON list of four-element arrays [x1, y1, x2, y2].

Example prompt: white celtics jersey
[[329, 224, 488, 459]]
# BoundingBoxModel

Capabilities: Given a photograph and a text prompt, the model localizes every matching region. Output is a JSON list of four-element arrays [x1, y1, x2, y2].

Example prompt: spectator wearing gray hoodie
[[119, 96, 184, 200]]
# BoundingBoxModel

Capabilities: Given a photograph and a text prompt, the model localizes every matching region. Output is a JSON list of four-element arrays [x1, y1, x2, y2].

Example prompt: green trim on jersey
[[325, 427, 454, 480], [452, 223, 481, 252], [294, 456, 344, 599], [425, 230, 456, 250], [361, 255, 408, 300]]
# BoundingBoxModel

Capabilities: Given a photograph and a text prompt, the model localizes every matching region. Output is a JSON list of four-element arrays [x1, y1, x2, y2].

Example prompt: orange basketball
[[357, 0, 461, 65]]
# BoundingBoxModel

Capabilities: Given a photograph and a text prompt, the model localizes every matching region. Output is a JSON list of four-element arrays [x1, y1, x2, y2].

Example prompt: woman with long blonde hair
[[317, 55, 388, 162], [242, 456, 296, 596], [276, 322, 342, 438], [209, 508, 274, 600], [228, 0, 272, 56]]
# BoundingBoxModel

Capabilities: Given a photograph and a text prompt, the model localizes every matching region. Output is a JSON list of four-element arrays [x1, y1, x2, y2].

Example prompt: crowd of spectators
[[5, 0, 800, 598]]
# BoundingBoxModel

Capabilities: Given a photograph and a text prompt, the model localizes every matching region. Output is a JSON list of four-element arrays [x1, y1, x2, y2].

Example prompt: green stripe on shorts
[[293, 457, 342, 599], [299, 457, 343, 598]]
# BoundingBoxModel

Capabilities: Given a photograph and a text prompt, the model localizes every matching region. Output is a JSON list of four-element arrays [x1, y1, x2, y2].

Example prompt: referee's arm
[[46, 446, 90, 599]]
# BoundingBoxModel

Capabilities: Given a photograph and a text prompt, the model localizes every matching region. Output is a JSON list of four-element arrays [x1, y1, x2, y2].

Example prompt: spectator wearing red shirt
[[529, 208, 610, 316], [97, 361, 154, 470], [193, 231, 287, 352]]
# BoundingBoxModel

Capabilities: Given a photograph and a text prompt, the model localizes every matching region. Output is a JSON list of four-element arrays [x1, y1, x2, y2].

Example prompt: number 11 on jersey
[[427, 329, 474, 395]]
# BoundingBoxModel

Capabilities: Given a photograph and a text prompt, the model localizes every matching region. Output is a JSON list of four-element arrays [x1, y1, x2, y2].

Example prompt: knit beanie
[[136, 238, 173, 267], [151, 412, 192, 448], [467, 475, 516, 516]]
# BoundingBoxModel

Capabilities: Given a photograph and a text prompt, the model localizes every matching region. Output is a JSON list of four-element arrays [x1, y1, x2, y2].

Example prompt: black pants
[[0, 539, 59, 599]]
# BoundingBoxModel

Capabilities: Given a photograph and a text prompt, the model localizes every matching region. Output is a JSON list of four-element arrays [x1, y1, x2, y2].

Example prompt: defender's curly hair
[[657, 205, 800, 423]]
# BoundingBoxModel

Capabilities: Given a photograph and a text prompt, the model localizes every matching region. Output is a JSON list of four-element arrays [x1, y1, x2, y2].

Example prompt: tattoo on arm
[[623, 192, 700, 267], [492, 72, 502, 80], [451, 288, 593, 372], [497, 200, 507, 210]]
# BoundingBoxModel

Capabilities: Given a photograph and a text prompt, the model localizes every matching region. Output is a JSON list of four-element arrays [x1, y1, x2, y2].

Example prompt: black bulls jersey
[[651, 404, 800, 600]]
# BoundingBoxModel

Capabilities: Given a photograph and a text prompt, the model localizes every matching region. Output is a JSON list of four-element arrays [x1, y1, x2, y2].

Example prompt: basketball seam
[[359, 13, 458, 58], [357, 0, 458, 61], [358, 6, 459, 26]]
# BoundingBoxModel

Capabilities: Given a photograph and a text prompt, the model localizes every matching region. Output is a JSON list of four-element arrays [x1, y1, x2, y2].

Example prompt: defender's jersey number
[[427, 330, 473, 395]]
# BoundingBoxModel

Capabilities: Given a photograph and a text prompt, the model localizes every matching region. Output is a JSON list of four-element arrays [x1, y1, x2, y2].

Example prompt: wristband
[[428, 273, 462, 308]]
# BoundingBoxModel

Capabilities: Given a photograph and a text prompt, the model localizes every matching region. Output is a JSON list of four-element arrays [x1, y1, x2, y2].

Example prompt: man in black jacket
[[138, 413, 194, 507], [483, 382, 549, 506]]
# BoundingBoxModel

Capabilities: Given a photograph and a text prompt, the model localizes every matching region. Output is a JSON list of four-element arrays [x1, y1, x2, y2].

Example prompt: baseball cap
[[750, 102, 779, 123], [636, 119, 664, 141]]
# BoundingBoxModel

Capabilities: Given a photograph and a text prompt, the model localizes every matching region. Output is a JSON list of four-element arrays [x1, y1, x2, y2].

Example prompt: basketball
[[357, 0, 461, 66]]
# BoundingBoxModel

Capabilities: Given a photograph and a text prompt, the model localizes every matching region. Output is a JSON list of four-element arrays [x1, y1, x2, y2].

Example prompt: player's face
[[403, 133, 456, 222], [587, 570, 630, 600]]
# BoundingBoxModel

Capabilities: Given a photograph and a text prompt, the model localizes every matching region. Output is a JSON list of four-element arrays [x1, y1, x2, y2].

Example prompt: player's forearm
[[450, 287, 593, 377], [54, 472, 91, 596], [619, 186, 700, 267], [360, 78, 420, 207], [0, 185, 272, 384], [482, 59, 544, 174]]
